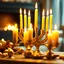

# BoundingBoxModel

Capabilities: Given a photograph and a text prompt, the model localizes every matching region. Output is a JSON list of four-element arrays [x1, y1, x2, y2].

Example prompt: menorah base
[[44, 50, 59, 60], [24, 48, 44, 59], [24, 47, 33, 58]]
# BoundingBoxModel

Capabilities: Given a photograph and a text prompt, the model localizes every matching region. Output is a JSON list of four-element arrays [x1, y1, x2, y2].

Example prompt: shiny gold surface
[[0, 52, 64, 64]]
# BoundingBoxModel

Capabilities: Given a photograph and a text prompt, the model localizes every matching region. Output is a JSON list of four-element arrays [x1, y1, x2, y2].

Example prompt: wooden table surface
[[0, 52, 64, 64]]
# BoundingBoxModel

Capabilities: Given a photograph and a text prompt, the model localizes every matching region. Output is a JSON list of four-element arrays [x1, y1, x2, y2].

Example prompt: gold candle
[[11, 26, 16, 43], [46, 10, 49, 32], [14, 24, 18, 43], [20, 8, 23, 30], [48, 29, 52, 44], [42, 9, 45, 30], [34, 2, 38, 29], [24, 9, 27, 28], [52, 24, 59, 45], [28, 23, 33, 41], [50, 9, 53, 31], [28, 10, 31, 28], [24, 28, 28, 44]]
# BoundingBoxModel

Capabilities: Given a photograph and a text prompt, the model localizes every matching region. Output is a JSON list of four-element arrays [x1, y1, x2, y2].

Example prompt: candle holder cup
[[19, 29, 35, 58], [19, 28, 59, 59], [44, 40, 59, 60]]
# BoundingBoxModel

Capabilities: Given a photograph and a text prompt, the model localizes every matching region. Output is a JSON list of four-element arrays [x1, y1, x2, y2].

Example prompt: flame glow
[[30, 23, 32, 28], [54, 24, 57, 30], [35, 2, 38, 9], [8, 25, 12, 30], [28, 10, 30, 16], [50, 9, 52, 15], [24, 27, 26, 31], [48, 29, 51, 34], [4, 27, 7, 31], [15, 23, 18, 28], [24, 9, 26, 15], [20, 8, 22, 14]]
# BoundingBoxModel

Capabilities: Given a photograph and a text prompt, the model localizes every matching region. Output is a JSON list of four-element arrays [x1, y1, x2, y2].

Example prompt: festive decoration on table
[[18, 2, 60, 59], [0, 2, 60, 59]]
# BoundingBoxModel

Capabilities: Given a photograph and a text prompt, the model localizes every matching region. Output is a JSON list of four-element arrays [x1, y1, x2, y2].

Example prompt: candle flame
[[11, 26, 15, 30], [20, 8, 22, 14], [54, 24, 57, 30], [35, 2, 38, 9], [4, 27, 7, 31], [28, 10, 30, 16], [47, 10, 49, 16], [50, 9, 52, 15], [30, 23, 32, 28], [24, 9, 26, 15], [49, 29, 51, 34], [42, 9, 45, 16], [8, 25, 12, 30], [15, 23, 18, 28], [24, 27, 26, 31]]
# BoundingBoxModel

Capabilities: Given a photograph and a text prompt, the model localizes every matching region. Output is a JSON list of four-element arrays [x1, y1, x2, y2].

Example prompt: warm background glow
[[24, 9, 26, 15], [0, 13, 19, 28]]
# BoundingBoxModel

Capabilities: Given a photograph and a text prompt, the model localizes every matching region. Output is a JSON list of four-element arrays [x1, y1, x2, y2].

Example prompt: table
[[0, 52, 64, 64]]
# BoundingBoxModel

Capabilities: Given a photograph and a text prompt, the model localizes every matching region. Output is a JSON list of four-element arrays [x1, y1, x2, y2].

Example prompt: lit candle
[[24, 9, 27, 28], [4, 27, 7, 31], [42, 9, 45, 30], [14, 24, 18, 43], [11, 26, 16, 43], [50, 9, 53, 31], [11, 24, 18, 44], [7, 25, 12, 30], [46, 10, 49, 32], [28, 23, 33, 41], [48, 29, 52, 44], [28, 10, 31, 28], [52, 24, 59, 45], [34, 2, 38, 29], [24, 28, 28, 45], [15, 23, 18, 28], [20, 8, 23, 30]]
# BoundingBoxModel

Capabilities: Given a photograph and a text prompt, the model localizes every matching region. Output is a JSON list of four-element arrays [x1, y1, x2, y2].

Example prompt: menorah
[[19, 27, 47, 58], [18, 27, 59, 59], [18, 2, 59, 59]]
